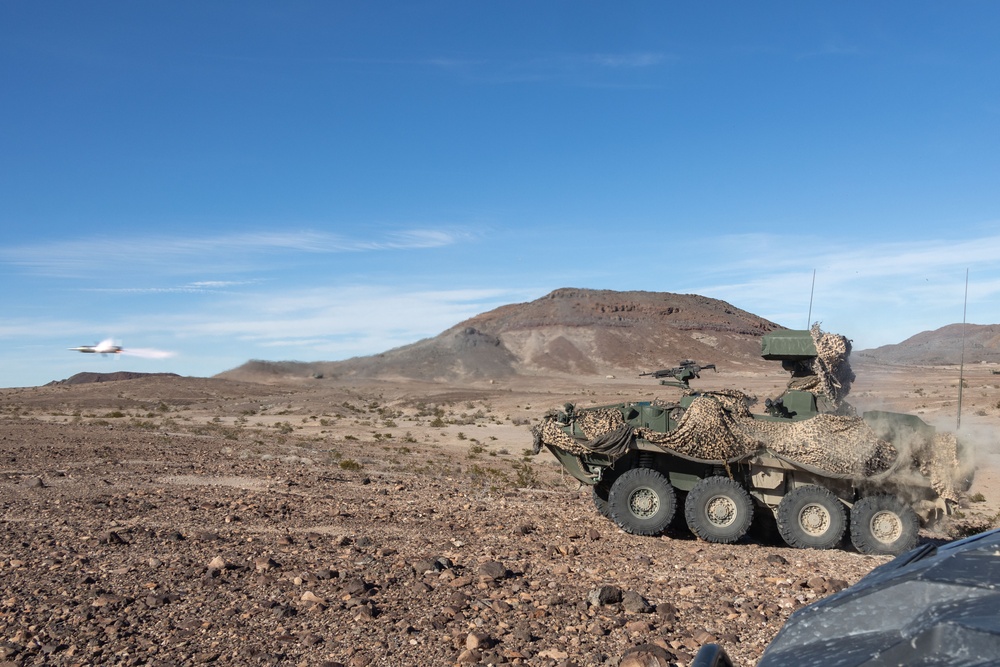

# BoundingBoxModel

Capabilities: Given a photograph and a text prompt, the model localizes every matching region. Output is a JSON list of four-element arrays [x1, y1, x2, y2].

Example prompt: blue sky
[[2, 2, 999, 388]]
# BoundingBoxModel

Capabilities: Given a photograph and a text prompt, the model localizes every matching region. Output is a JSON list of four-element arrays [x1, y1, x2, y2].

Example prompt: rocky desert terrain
[[2, 358, 999, 667], [4, 289, 1000, 666]]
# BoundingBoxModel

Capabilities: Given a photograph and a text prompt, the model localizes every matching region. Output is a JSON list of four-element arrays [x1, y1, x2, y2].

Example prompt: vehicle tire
[[608, 468, 677, 536], [776, 485, 847, 550], [592, 483, 611, 518], [850, 495, 920, 556], [684, 476, 754, 544]]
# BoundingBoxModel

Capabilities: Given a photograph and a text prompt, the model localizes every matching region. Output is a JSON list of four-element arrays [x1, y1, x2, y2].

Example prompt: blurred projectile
[[69, 338, 176, 359]]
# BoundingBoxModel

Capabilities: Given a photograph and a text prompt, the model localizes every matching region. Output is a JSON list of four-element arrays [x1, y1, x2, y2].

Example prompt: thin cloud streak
[[0, 228, 472, 278]]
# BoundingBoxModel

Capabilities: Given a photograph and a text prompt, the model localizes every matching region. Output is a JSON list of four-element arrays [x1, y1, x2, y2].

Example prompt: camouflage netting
[[534, 393, 896, 478], [918, 432, 966, 504], [784, 325, 855, 409]]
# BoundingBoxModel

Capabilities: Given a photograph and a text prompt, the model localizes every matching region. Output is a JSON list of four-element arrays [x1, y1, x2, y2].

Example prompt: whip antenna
[[806, 269, 816, 328], [957, 268, 969, 431]]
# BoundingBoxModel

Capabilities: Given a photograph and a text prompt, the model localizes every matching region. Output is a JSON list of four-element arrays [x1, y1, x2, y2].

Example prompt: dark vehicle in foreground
[[533, 328, 971, 555]]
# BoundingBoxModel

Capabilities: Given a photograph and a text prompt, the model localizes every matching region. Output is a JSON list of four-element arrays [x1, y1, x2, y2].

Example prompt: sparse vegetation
[[339, 458, 362, 471]]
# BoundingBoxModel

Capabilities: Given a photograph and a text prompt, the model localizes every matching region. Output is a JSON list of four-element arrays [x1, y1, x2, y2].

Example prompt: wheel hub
[[628, 487, 660, 518], [870, 510, 903, 544], [705, 495, 737, 527], [798, 503, 831, 536]]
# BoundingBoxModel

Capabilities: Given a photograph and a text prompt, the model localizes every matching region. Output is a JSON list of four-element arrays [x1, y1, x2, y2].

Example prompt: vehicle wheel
[[592, 483, 611, 518], [608, 468, 677, 536], [684, 476, 754, 544], [850, 495, 919, 556], [777, 485, 847, 550]]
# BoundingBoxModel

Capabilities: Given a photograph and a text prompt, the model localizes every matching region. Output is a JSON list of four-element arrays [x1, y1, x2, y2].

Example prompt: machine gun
[[640, 360, 716, 388]]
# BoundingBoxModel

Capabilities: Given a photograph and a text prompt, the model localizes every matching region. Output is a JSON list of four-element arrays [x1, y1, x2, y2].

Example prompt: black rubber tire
[[608, 468, 677, 536], [684, 476, 754, 544], [592, 483, 611, 518], [776, 485, 847, 550], [850, 495, 920, 556]]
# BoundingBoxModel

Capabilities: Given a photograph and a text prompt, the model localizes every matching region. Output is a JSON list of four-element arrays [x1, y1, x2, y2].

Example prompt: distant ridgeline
[[47, 372, 181, 386]]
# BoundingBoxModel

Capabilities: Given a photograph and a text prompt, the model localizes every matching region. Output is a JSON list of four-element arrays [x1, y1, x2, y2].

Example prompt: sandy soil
[[0, 364, 997, 666]]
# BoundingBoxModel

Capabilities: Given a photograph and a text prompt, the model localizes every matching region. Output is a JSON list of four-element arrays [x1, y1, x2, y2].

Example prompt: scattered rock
[[588, 585, 623, 606]]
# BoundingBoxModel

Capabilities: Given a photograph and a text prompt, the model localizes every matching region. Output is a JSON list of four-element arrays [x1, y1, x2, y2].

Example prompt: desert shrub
[[511, 461, 539, 488], [970, 492, 987, 503], [468, 464, 509, 493], [429, 416, 447, 428], [339, 459, 362, 471]]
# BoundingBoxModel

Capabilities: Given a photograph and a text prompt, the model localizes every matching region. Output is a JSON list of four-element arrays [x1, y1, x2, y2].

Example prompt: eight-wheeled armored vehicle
[[533, 327, 971, 555]]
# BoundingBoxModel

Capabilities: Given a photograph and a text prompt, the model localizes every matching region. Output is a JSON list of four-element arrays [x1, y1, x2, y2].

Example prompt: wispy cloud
[[682, 232, 1000, 347], [409, 51, 673, 85], [0, 227, 471, 278], [83, 280, 261, 294], [586, 52, 668, 68]]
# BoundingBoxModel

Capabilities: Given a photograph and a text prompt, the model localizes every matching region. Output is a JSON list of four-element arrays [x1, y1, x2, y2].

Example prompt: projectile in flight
[[69, 338, 123, 355]]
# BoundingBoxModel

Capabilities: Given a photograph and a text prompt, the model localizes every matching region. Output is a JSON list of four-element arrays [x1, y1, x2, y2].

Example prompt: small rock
[[301, 591, 328, 605], [619, 644, 673, 667], [478, 561, 508, 581], [456, 648, 480, 664], [625, 620, 651, 634], [254, 556, 280, 572], [537, 648, 569, 660], [655, 602, 677, 622], [622, 591, 653, 614], [587, 585, 622, 606]]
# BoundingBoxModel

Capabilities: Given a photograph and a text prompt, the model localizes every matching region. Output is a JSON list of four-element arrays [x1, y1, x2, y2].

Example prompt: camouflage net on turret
[[787, 325, 855, 409]]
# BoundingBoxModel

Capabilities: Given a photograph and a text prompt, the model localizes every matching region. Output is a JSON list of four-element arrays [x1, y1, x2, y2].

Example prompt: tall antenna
[[806, 269, 816, 329], [957, 268, 969, 430]]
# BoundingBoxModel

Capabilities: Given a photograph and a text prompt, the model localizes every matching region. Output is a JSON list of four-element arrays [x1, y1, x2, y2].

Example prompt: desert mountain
[[219, 288, 782, 382], [855, 323, 1000, 366]]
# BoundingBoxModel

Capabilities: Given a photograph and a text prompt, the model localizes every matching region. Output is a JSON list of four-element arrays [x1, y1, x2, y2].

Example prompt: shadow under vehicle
[[533, 328, 972, 555]]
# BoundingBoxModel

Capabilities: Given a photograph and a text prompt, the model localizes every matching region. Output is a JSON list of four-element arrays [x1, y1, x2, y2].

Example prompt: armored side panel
[[862, 410, 935, 444], [761, 330, 817, 361]]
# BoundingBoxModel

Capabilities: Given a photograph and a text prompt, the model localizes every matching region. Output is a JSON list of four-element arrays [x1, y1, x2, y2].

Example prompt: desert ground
[[1, 362, 998, 666]]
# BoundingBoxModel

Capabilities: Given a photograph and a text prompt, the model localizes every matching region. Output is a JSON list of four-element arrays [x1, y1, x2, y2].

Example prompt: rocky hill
[[219, 288, 782, 382], [45, 371, 180, 386], [855, 323, 1000, 366]]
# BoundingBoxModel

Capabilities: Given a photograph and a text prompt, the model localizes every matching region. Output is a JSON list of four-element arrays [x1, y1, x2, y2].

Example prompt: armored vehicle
[[533, 327, 971, 555]]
